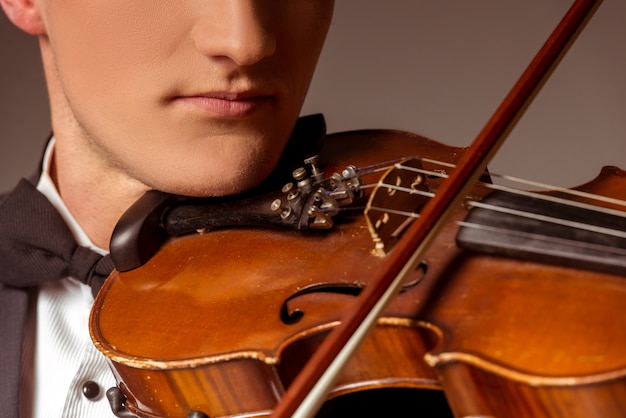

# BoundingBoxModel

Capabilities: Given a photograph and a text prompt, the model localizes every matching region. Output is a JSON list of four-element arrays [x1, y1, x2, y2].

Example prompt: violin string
[[363, 158, 626, 219], [325, 157, 626, 248], [352, 157, 413, 176], [366, 201, 626, 254], [468, 200, 626, 240], [349, 156, 626, 213], [321, 177, 626, 259], [483, 183, 626, 220], [366, 183, 435, 198], [489, 173, 626, 209], [369, 172, 626, 240], [404, 158, 626, 213], [367, 206, 421, 219], [456, 221, 626, 257]]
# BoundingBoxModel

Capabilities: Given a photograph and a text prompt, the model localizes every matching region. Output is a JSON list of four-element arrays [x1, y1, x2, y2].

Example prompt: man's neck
[[51, 136, 150, 251]]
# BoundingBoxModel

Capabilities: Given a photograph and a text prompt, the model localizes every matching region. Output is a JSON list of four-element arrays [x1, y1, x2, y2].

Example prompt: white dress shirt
[[20, 138, 117, 418]]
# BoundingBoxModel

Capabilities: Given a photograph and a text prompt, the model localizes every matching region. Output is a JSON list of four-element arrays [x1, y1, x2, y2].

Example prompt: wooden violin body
[[90, 128, 626, 417], [90, 129, 458, 417], [422, 164, 626, 417]]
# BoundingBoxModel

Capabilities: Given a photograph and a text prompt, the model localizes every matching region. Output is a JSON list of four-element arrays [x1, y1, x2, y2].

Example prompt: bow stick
[[272, 1, 602, 416]]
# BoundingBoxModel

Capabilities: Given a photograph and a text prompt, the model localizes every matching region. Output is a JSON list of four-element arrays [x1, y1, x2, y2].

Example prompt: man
[[0, 1, 334, 416]]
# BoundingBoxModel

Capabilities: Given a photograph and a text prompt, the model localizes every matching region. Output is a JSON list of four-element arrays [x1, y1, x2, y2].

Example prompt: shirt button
[[82, 381, 101, 400]]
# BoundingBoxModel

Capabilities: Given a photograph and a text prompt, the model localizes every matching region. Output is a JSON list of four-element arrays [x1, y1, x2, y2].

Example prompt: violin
[[90, 119, 626, 417], [91, 124, 463, 417], [89, 0, 626, 416]]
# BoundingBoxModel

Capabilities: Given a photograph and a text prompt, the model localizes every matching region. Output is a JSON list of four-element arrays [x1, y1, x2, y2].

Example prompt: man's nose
[[192, 1, 277, 66]]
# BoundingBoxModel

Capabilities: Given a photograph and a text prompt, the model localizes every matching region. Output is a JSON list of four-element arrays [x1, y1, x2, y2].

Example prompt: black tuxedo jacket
[[0, 183, 32, 417]]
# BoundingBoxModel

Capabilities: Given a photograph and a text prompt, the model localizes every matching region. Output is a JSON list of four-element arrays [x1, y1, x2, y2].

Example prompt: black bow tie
[[0, 179, 114, 297]]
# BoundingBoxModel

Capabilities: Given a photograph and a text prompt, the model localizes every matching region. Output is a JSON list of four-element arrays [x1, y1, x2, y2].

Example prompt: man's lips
[[172, 92, 276, 118]]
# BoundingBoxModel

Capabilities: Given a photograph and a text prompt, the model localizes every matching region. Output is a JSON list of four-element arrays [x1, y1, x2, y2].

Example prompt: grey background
[[2, 1, 625, 194]]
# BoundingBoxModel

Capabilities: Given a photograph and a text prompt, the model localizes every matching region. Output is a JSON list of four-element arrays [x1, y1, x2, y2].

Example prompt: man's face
[[39, 1, 334, 196]]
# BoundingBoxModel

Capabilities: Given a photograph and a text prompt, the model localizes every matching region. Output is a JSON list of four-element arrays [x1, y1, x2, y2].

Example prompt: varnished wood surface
[[91, 129, 626, 417], [91, 130, 461, 417], [421, 166, 626, 417]]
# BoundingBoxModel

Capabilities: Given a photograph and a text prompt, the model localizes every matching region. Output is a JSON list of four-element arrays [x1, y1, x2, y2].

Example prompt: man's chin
[[158, 169, 271, 198]]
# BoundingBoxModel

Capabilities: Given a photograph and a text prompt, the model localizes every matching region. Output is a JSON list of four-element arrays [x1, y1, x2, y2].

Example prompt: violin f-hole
[[280, 282, 365, 325], [280, 261, 427, 325]]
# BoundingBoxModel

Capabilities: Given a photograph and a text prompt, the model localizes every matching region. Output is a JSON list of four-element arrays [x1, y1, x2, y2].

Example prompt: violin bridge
[[364, 157, 432, 256]]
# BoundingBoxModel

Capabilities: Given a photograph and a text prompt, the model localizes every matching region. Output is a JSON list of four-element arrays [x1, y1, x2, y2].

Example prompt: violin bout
[[91, 130, 626, 417]]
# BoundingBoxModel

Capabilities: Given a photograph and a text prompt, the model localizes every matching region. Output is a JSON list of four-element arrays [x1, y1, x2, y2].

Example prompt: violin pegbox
[[364, 157, 433, 256]]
